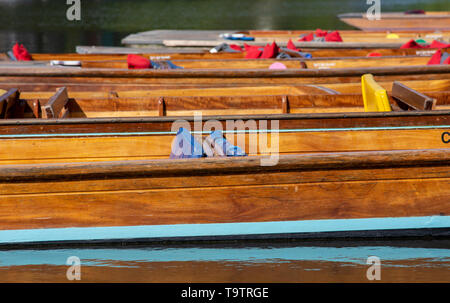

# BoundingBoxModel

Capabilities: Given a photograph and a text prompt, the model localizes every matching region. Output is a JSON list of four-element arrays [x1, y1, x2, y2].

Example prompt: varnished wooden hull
[[9, 90, 450, 119], [0, 110, 449, 245], [0, 66, 449, 88], [0, 149, 449, 246], [2, 78, 449, 93], [122, 28, 449, 48], [79, 56, 433, 70], [19, 47, 442, 61], [0, 75, 449, 245]]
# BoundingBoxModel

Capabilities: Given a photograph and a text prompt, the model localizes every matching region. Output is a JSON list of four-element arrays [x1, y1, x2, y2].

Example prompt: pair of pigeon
[[170, 128, 246, 159]]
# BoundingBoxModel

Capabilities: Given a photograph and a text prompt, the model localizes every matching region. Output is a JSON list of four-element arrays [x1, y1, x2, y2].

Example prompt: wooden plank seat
[[391, 81, 437, 111], [361, 74, 392, 112]]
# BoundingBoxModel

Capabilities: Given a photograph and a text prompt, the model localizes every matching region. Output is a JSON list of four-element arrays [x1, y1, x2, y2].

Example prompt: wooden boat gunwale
[[21, 48, 445, 61], [1, 110, 450, 140], [2, 148, 449, 182], [0, 65, 449, 78], [3, 109, 450, 125]]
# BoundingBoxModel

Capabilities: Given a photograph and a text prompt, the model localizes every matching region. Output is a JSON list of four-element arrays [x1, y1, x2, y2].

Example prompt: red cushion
[[243, 43, 253, 51], [260, 42, 279, 59], [429, 40, 450, 49], [245, 47, 262, 59], [229, 44, 243, 52], [127, 54, 151, 69], [298, 33, 314, 42], [12, 43, 32, 61], [400, 39, 425, 49], [287, 39, 300, 51], [427, 50, 442, 65], [315, 29, 328, 37], [325, 31, 343, 42], [443, 56, 450, 65], [367, 52, 382, 57], [243, 43, 261, 52]]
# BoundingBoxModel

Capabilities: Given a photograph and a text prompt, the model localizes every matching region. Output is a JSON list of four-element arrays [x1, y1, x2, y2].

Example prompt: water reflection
[[0, 240, 448, 282], [0, 0, 448, 53]]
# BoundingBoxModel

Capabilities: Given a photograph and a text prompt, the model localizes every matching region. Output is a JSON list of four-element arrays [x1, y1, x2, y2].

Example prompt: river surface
[[0, 240, 449, 282], [0, 0, 449, 53], [0, 0, 449, 283]]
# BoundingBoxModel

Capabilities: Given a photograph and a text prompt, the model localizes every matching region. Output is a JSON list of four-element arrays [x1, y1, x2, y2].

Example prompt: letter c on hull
[[442, 132, 450, 144]]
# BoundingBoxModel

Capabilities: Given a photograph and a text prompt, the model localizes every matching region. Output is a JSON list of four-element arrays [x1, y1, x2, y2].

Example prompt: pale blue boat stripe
[[0, 216, 448, 244], [0, 125, 449, 138]]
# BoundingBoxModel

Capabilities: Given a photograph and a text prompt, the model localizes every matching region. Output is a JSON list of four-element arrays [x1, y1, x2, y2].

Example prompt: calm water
[[0, 240, 449, 282], [0, 0, 449, 283], [0, 0, 449, 53]]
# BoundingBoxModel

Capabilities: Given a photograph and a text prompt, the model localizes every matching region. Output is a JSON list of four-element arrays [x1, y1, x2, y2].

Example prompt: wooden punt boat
[[0, 139, 448, 245], [338, 12, 450, 31], [0, 65, 449, 88], [122, 29, 450, 49], [244, 29, 450, 39], [2, 81, 449, 119], [242, 31, 450, 45], [77, 56, 433, 70], [59, 47, 447, 58], [15, 56, 435, 70], [2, 77, 449, 94], [30, 47, 441, 61], [0, 82, 448, 162], [0, 83, 449, 245], [2, 42, 445, 67]]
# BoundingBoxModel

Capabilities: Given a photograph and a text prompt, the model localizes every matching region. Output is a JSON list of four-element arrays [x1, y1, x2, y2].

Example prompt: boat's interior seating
[[391, 81, 436, 111], [361, 74, 392, 112]]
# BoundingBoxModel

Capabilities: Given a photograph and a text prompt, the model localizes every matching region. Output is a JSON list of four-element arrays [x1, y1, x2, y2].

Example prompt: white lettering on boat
[[149, 55, 171, 60], [312, 62, 336, 69], [416, 50, 437, 56]]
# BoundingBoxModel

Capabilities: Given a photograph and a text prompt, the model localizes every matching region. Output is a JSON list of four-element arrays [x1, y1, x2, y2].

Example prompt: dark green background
[[0, 0, 448, 53]]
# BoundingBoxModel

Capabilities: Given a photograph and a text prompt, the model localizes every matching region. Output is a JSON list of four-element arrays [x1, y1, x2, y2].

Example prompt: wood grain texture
[[79, 56, 430, 70], [0, 148, 449, 179], [1, 111, 450, 136], [0, 129, 448, 164], [0, 89, 19, 119], [2, 79, 449, 95], [0, 149, 448, 230], [392, 81, 436, 110], [41, 87, 69, 119], [1, 74, 450, 91], [12, 91, 448, 118], [1, 65, 449, 78], [26, 47, 443, 61]]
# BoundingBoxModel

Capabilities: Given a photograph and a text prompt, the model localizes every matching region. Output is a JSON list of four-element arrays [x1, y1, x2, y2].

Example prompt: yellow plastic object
[[386, 33, 400, 39], [0, 89, 6, 96], [361, 74, 392, 112]]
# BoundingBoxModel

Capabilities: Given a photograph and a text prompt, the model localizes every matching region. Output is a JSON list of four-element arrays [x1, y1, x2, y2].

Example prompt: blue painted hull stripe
[[0, 125, 449, 138], [0, 216, 448, 244]]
